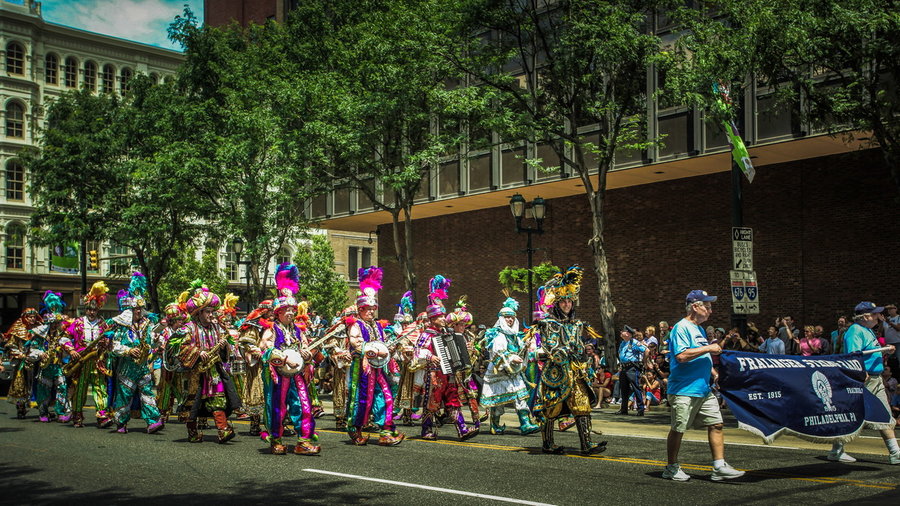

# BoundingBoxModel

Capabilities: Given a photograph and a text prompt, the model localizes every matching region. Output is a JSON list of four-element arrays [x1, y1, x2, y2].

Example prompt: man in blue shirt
[[616, 326, 646, 416], [827, 301, 900, 465], [663, 290, 744, 482]]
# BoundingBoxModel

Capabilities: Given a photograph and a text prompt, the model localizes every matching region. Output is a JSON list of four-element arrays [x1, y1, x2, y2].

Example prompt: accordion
[[433, 330, 471, 375]]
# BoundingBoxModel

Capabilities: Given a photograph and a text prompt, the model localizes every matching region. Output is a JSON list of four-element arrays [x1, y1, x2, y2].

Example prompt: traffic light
[[89, 250, 98, 270]]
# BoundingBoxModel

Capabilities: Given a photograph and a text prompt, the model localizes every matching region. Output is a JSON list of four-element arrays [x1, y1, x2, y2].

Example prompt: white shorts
[[668, 392, 723, 433]]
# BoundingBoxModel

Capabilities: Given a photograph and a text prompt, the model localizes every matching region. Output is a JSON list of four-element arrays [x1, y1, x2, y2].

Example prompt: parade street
[[1, 399, 897, 505]]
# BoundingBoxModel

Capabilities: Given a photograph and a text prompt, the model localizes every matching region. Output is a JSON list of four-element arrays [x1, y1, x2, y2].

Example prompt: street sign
[[732, 227, 753, 271], [730, 270, 759, 314]]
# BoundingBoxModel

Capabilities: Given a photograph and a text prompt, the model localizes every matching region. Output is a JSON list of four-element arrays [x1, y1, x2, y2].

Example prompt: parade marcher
[[155, 301, 190, 424], [3, 307, 42, 419], [344, 266, 405, 446], [218, 294, 246, 419], [446, 297, 482, 432], [533, 266, 606, 455], [260, 263, 321, 455], [169, 281, 242, 443], [65, 281, 111, 428], [296, 301, 325, 421], [481, 297, 539, 435], [663, 290, 744, 481], [28, 291, 72, 423], [415, 275, 478, 441], [323, 305, 356, 429], [107, 273, 164, 434], [827, 302, 900, 464], [237, 300, 272, 436]]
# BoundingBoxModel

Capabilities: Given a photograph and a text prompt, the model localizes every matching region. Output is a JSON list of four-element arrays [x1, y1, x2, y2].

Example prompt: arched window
[[276, 246, 292, 267], [149, 72, 159, 85], [5, 42, 24, 75], [5, 159, 24, 201], [101, 64, 115, 93], [120, 67, 133, 94], [5, 101, 25, 138], [5, 222, 26, 270], [83, 61, 97, 91], [63, 56, 78, 88], [45, 53, 58, 84]]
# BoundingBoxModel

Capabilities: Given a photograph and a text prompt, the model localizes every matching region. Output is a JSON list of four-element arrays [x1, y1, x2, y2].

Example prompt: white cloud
[[42, 0, 202, 49]]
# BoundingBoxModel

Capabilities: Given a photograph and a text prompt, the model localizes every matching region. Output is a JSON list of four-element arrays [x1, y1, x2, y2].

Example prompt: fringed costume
[[3, 308, 41, 418], [65, 281, 111, 427]]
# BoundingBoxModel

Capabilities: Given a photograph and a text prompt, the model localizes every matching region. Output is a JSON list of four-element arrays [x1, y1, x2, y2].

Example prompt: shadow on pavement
[[0, 463, 385, 505], [744, 461, 884, 483]]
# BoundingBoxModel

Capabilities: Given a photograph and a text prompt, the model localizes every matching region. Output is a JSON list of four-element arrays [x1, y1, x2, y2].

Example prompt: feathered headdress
[[393, 291, 414, 323], [183, 279, 220, 315], [356, 265, 382, 308], [447, 295, 473, 326], [426, 275, 451, 318], [543, 265, 583, 306], [40, 290, 66, 316], [82, 281, 109, 309], [273, 263, 299, 314], [533, 286, 550, 321], [220, 293, 239, 317], [117, 272, 148, 310], [498, 297, 519, 317]]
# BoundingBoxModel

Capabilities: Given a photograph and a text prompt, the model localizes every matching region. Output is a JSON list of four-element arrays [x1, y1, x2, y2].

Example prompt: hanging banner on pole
[[50, 242, 79, 274], [713, 81, 755, 183]]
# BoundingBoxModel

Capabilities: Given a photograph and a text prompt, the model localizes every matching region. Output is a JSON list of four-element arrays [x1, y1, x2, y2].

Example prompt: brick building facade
[[376, 149, 897, 335]]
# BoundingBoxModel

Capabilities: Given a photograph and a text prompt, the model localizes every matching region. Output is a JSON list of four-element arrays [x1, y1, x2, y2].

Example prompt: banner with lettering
[[718, 350, 894, 444]]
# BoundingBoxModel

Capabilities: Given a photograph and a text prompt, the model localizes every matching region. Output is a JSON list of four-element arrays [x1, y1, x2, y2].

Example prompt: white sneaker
[[827, 450, 857, 463], [711, 463, 745, 481], [662, 463, 690, 481], [889, 451, 900, 465]]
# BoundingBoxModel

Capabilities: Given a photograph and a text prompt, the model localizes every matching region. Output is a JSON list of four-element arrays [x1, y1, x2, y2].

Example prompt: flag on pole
[[713, 81, 755, 183]]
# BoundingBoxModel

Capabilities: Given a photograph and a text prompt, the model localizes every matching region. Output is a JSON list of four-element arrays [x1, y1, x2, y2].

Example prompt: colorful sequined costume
[[27, 308, 72, 422], [237, 301, 271, 436], [415, 275, 477, 441], [155, 302, 192, 424], [66, 312, 111, 428], [108, 274, 164, 434], [260, 263, 321, 455], [533, 266, 606, 455], [323, 305, 356, 429], [445, 297, 482, 431], [2, 308, 41, 418], [481, 298, 539, 435]]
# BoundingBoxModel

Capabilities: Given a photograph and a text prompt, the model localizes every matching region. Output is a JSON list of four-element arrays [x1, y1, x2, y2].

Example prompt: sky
[[38, 0, 205, 51]]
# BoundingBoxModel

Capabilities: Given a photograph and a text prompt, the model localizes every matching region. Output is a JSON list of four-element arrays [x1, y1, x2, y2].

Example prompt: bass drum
[[363, 341, 390, 368], [273, 349, 305, 377]]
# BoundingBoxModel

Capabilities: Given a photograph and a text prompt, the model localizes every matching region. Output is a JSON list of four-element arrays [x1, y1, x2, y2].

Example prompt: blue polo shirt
[[668, 318, 713, 397], [842, 323, 883, 374], [618, 339, 646, 363]]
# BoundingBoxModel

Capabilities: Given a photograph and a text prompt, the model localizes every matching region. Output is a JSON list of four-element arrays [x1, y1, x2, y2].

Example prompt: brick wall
[[204, 0, 277, 27], [377, 149, 898, 337]]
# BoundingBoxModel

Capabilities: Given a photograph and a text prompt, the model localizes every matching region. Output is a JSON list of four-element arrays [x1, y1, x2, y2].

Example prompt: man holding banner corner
[[662, 290, 745, 482], [827, 301, 900, 464]]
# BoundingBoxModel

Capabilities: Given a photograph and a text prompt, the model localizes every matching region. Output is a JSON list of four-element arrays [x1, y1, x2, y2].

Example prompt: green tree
[[498, 261, 560, 295], [156, 245, 228, 306], [293, 234, 349, 319], [168, 9, 317, 304], [667, 0, 900, 198], [441, 0, 662, 366], [283, 0, 481, 303]]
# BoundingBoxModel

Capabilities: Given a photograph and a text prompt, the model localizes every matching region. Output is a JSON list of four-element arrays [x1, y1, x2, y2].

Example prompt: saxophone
[[39, 328, 62, 369], [197, 337, 229, 372], [63, 336, 105, 376], [132, 320, 152, 365]]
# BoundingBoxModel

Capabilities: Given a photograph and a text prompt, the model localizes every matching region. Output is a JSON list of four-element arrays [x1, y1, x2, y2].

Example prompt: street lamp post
[[232, 237, 252, 312], [509, 194, 546, 324]]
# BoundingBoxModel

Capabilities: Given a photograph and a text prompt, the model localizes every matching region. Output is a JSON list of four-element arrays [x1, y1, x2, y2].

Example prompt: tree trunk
[[586, 189, 618, 370], [390, 209, 410, 299], [402, 202, 417, 300]]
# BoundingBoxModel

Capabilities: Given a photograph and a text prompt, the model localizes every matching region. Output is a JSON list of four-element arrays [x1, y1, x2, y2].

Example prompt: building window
[[120, 68, 133, 94], [83, 61, 97, 91], [361, 247, 372, 268], [5, 42, 24, 75], [63, 57, 78, 88], [108, 244, 131, 276], [5, 222, 26, 270], [5, 102, 25, 138], [101, 64, 115, 93], [348, 246, 358, 280], [45, 54, 58, 84], [276, 246, 291, 267], [149, 72, 159, 85], [224, 243, 238, 282], [6, 160, 24, 201]]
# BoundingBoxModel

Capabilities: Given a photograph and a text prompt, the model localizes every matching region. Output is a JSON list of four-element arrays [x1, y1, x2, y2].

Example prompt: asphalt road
[[1, 398, 899, 505]]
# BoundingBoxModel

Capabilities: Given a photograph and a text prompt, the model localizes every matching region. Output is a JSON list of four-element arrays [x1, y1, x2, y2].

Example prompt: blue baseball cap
[[854, 301, 884, 314], [686, 290, 717, 303]]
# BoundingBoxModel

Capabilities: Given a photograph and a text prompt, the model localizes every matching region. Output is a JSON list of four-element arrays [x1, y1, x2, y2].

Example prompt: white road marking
[[302, 469, 556, 505]]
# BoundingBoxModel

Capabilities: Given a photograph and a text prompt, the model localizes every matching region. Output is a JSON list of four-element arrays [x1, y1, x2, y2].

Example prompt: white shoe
[[662, 463, 690, 481], [889, 451, 900, 465], [827, 450, 857, 463], [711, 463, 745, 481]]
